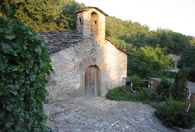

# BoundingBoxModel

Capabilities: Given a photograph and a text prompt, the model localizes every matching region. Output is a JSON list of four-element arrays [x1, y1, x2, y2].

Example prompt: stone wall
[[76, 8, 106, 41], [100, 40, 127, 95], [47, 36, 127, 101], [47, 36, 102, 101], [46, 7, 127, 102]]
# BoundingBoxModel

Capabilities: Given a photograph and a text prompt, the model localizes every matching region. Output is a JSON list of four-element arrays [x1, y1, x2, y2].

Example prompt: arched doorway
[[85, 65, 100, 97], [91, 12, 98, 35]]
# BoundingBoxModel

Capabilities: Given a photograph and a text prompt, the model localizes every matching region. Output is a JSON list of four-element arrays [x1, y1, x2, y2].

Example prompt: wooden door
[[85, 66, 98, 97]]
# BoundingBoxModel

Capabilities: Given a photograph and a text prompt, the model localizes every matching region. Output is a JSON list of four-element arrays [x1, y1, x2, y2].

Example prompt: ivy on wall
[[0, 17, 52, 131]]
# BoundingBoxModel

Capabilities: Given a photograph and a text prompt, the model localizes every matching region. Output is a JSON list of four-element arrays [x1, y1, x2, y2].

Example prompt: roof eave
[[75, 7, 108, 16]]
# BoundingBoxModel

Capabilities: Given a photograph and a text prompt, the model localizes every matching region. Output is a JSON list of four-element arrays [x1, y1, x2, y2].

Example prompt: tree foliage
[[130, 74, 145, 91], [128, 46, 172, 78], [179, 46, 195, 68], [106, 16, 154, 47], [60, 0, 85, 30], [172, 68, 188, 101], [0, 18, 52, 131], [155, 100, 195, 128], [179, 46, 195, 82], [0, 0, 84, 32], [106, 17, 190, 55], [188, 36, 195, 46], [156, 78, 172, 100], [156, 29, 190, 54]]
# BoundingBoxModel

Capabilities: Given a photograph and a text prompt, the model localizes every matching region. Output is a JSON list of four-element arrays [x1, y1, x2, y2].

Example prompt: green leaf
[[35, 46, 42, 55], [0, 13, 51, 132], [1, 43, 14, 53], [30, 75, 36, 81], [10, 90, 17, 96], [5, 34, 16, 40]]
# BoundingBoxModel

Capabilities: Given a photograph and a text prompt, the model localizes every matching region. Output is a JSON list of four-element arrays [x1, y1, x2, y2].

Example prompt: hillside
[[1, 0, 194, 80]]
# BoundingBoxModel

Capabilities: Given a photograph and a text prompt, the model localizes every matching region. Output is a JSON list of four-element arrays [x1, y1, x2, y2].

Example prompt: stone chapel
[[41, 7, 127, 101]]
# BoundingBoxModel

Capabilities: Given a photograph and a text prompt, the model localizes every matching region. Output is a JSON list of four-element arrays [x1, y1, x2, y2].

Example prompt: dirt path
[[44, 97, 175, 132]]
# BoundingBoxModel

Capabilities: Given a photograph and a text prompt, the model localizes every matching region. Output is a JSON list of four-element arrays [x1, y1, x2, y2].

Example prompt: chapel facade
[[42, 7, 127, 101]]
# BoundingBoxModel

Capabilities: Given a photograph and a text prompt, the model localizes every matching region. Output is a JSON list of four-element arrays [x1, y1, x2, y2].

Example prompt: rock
[[44, 97, 175, 132]]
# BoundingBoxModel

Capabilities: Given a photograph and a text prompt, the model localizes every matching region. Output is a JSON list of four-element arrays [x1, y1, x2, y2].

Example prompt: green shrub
[[105, 87, 132, 101], [130, 74, 144, 91], [136, 88, 160, 101], [172, 68, 188, 101], [155, 100, 195, 128], [156, 78, 172, 100], [0, 18, 52, 131], [106, 87, 160, 102], [188, 67, 195, 82]]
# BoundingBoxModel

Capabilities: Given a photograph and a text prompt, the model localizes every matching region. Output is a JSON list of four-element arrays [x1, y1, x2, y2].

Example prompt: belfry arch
[[91, 12, 98, 35]]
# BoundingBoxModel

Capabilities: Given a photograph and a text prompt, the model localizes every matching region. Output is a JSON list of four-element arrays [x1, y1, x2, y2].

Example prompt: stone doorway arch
[[85, 65, 100, 97]]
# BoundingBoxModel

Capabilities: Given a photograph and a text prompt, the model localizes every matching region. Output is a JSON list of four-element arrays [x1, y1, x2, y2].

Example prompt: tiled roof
[[40, 30, 83, 54]]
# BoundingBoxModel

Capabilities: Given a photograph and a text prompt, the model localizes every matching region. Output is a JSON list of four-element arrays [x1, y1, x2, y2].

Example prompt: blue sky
[[76, 0, 195, 37]]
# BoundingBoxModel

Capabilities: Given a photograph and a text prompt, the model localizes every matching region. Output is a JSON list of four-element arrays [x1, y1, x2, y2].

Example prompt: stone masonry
[[42, 7, 127, 102]]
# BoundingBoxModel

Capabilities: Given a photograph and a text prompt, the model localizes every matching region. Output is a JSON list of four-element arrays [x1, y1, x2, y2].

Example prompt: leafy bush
[[105, 87, 132, 101], [137, 88, 160, 101], [0, 18, 52, 131], [178, 46, 195, 82], [156, 78, 172, 100], [188, 67, 195, 82], [172, 68, 188, 101], [130, 74, 144, 91], [106, 87, 160, 102], [155, 100, 195, 128]]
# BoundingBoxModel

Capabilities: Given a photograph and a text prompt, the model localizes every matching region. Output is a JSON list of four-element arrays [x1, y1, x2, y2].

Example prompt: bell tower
[[76, 7, 108, 41]]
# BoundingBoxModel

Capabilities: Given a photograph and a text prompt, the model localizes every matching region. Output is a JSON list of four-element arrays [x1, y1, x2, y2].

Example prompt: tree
[[128, 46, 172, 78], [106, 16, 191, 55], [156, 78, 172, 100], [60, 0, 85, 30], [14, 0, 67, 31], [156, 29, 190, 55], [172, 68, 188, 101], [0, 0, 16, 17], [188, 36, 195, 46], [0, 0, 85, 32], [179, 46, 195, 82], [179, 46, 195, 68], [106, 16, 154, 47]]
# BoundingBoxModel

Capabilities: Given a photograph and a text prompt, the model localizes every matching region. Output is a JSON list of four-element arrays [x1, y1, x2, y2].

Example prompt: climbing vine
[[0, 17, 52, 131]]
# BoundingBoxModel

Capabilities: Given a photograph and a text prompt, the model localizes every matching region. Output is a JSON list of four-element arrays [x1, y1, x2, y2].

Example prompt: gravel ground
[[44, 97, 194, 132]]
